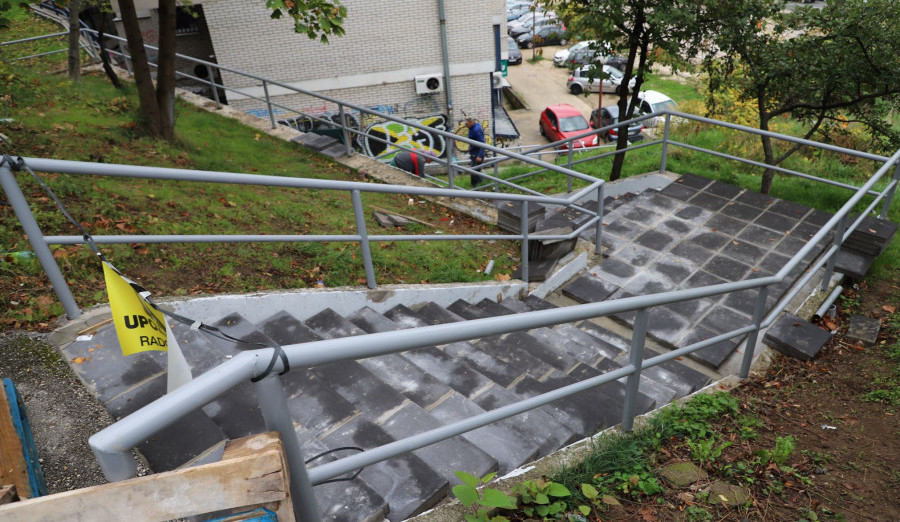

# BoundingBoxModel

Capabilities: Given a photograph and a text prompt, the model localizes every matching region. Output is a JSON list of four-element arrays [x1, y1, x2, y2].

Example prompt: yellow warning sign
[[103, 262, 168, 355]]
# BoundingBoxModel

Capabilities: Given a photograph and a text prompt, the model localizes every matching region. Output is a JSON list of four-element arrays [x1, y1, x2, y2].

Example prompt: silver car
[[566, 65, 635, 95]]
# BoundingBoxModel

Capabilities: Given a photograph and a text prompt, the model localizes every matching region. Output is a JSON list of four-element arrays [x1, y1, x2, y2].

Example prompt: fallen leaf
[[71, 357, 86, 364], [868, 228, 877, 234], [883, 305, 896, 313], [495, 273, 511, 281], [732, 240, 739, 245]]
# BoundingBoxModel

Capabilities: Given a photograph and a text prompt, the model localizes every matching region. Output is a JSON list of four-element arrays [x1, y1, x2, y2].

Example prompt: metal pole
[[254, 375, 323, 522], [448, 136, 456, 189], [262, 81, 276, 129], [594, 184, 604, 255], [821, 214, 847, 290], [352, 189, 376, 288], [660, 113, 671, 174], [206, 64, 220, 108], [0, 165, 81, 319], [566, 146, 574, 193], [739, 285, 769, 378], [520, 200, 529, 284], [880, 161, 900, 219], [622, 308, 648, 431], [119, 41, 132, 74], [339, 104, 353, 157]]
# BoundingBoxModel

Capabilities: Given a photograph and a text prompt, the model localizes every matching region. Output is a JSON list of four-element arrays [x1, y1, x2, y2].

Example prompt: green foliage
[[686, 437, 733, 466], [756, 436, 796, 467], [648, 392, 739, 445], [512, 479, 570, 518], [451, 471, 516, 522], [685, 505, 714, 522], [264, 0, 347, 42]]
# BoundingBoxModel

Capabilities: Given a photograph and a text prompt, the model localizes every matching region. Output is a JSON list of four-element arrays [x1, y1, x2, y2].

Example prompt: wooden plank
[[0, 433, 291, 522], [0, 485, 18, 505], [0, 386, 30, 499], [223, 432, 295, 522], [369, 204, 437, 227]]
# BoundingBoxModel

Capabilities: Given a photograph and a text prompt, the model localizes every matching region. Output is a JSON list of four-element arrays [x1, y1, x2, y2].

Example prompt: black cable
[[304, 446, 366, 485]]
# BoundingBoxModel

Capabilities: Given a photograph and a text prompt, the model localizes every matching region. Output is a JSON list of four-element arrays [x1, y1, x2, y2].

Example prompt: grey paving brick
[[645, 307, 692, 347], [658, 217, 694, 237], [645, 192, 680, 210], [689, 230, 731, 251], [621, 206, 664, 226], [529, 326, 605, 367], [475, 298, 517, 317], [678, 326, 740, 370], [349, 306, 410, 333], [568, 362, 658, 414], [561, 323, 628, 360], [763, 312, 832, 361], [775, 236, 807, 256], [683, 271, 728, 293], [755, 211, 798, 233], [306, 308, 367, 339], [688, 192, 730, 212], [612, 243, 662, 267], [739, 224, 783, 246], [670, 241, 716, 265], [201, 380, 268, 439], [515, 258, 559, 282], [757, 251, 789, 274], [675, 205, 709, 222], [258, 310, 323, 345], [588, 257, 637, 286], [791, 221, 819, 242], [623, 272, 677, 295], [675, 173, 713, 190], [445, 341, 530, 387], [846, 315, 881, 346], [320, 415, 446, 521], [429, 393, 539, 474], [805, 209, 832, 227], [512, 374, 616, 435], [415, 302, 465, 325], [722, 288, 767, 316], [472, 334, 556, 379], [649, 254, 696, 285], [642, 347, 712, 395], [471, 385, 579, 454], [706, 180, 743, 199], [281, 368, 358, 435], [705, 214, 748, 236], [720, 202, 762, 221], [721, 240, 766, 264], [563, 274, 619, 303], [384, 304, 429, 328], [664, 297, 715, 320], [660, 182, 697, 201], [592, 357, 675, 408], [404, 345, 492, 398], [313, 360, 407, 417], [769, 199, 811, 218], [360, 354, 454, 408], [605, 217, 642, 238], [704, 255, 752, 281], [505, 330, 581, 371], [736, 190, 773, 209], [703, 305, 752, 335], [635, 229, 675, 252], [449, 299, 492, 320], [525, 295, 558, 310], [834, 247, 875, 281]]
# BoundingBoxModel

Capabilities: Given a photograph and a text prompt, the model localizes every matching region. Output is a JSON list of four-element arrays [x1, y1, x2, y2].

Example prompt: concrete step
[[319, 416, 446, 521], [299, 433, 390, 522]]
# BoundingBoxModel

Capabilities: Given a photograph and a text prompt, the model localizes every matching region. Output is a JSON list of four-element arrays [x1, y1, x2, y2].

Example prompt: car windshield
[[558, 115, 589, 132], [606, 67, 623, 80], [508, 38, 519, 50], [650, 100, 678, 112]]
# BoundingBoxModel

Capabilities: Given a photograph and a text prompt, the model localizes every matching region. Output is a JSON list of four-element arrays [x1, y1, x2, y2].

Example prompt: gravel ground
[[0, 331, 127, 494]]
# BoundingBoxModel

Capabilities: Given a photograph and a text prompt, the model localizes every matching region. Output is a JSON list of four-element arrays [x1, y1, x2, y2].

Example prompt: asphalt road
[[503, 45, 618, 151]]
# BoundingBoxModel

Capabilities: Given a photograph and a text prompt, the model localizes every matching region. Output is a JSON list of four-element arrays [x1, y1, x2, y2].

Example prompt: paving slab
[[678, 326, 740, 370], [834, 246, 875, 281], [763, 312, 832, 361], [562, 274, 618, 303], [846, 315, 881, 347]]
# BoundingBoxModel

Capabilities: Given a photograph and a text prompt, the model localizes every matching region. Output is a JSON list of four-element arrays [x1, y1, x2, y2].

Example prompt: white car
[[567, 65, 636, 95], [553, 40, 595, 67], [636, 90, 677, 127]]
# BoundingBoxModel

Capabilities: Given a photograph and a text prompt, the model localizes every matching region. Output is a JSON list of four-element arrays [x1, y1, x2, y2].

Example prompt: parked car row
[[567, 65, 636, 95]]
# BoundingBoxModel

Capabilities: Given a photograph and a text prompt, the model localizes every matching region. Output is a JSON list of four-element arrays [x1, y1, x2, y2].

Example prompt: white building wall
[[200, 0, 504, 135]]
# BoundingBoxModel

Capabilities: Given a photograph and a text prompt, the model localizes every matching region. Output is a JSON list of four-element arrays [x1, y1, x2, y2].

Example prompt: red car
[[538, 104, 598, 149]]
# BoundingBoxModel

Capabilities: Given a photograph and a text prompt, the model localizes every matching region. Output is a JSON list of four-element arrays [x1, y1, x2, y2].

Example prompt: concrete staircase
[[60, 172, 857, 521], [64, 294, 712, 521]]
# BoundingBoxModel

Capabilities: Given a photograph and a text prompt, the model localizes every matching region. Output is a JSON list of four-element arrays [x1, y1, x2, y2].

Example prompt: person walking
[[390, 149, 432, 177], [465, 117, 486, 187]]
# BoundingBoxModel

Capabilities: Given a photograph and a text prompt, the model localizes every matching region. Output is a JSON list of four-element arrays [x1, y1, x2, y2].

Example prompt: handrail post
[[739, 285, 769, 378], [119, 40, 132, 74], [206, 64, 220, 108], [262, 81, 276, 129], [0, 165, 81, 319], [880, 160, 900, 219], [821, 214, 848, 290], [339, 104, 353, 157], [352, 189, 376, 288], [447, 136, 457, 189], [520, 200, 529, 285], [254, 374, 323, 522], [566, 145, 574, 192], [622, 308, 648, 432], [492, 158, 499, 191], [594, 183, 604, 255], [660, 113, 671, 174]]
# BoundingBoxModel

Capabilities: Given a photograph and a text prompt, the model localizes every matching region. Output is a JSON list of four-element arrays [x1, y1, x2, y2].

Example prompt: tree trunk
[[67, 0, 81, 82], [97, 28, 122, 89], [155, 0, 177, 140], [609, 6, 646, 182], [757, 94, 775, 194], [118, 0, 163, 136]]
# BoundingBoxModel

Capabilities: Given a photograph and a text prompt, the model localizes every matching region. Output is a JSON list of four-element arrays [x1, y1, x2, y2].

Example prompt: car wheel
[[560, 39, 567, 46], [524, 41, 532, 49], [570, 84, 583, 95], [539, 124, 545, 137]]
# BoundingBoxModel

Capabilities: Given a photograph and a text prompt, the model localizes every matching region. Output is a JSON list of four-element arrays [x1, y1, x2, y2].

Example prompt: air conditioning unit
[[414, 74, 443, 94], [491, 71, 504, 89]]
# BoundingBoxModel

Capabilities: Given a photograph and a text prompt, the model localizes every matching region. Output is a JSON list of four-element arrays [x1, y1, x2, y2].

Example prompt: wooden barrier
[[0, 431, 295, 522]]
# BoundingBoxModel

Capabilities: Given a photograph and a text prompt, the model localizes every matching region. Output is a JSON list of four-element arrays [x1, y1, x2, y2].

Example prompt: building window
[[175, 5, 202, 36]]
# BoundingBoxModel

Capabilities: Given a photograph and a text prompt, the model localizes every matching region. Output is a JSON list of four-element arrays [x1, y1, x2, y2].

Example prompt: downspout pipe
[[438, 0, 453, 125]]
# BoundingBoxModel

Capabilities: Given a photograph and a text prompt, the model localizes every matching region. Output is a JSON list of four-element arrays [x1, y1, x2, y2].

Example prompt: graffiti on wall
[[360, 115, 450, 160]]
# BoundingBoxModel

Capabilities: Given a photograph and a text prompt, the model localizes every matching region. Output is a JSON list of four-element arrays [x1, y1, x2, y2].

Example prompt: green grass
[[0, 63, 518, 328]]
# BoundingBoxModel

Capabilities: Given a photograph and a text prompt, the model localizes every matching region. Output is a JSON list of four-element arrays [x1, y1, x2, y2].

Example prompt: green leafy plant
[[686, 437, 733, 467], [685, 505, 714, 522], [451, 471, 516, 522], [512, 479, 571, 518], [756, 435, 796, 467]]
